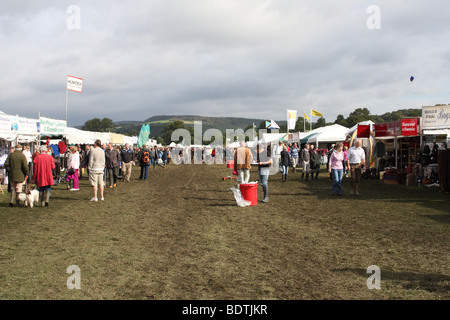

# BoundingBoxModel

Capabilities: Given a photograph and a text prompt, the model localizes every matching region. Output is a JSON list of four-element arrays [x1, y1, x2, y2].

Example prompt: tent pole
[[394, 137, 398, 168], [303, 111, 305, 132], [65, 89, 69, 123]]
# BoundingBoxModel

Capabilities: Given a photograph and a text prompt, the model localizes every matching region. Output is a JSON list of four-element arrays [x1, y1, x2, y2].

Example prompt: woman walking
[[328, 143, 345, 196], [67, 146, 80, 191], [280, 145, 290, 182]]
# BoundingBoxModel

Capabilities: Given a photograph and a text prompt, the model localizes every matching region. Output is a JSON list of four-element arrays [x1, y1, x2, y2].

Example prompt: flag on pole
[[287, 110, 297, 131], [304, 113, 310, 121], [67, 75, 84, 93], [137, 124, 150, 148], [311, 109, 323, 117], [266, 120, 280, 129]]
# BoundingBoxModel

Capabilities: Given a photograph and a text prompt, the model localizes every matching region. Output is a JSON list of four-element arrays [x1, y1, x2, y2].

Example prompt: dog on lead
[[25, 188, 40, 208]]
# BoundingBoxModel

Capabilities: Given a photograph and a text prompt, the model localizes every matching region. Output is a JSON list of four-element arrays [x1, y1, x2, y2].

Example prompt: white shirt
[[275, 144, 282, 156], [347, 146, 366, 164], [23, 150, 32, 163], [68, 151, 80, 170]]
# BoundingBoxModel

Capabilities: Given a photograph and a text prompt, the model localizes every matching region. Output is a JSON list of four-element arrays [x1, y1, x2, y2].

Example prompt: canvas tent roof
[[300, 132, 319, 143], [308, 124, 349, 144], [66, 127, 96, 144], [261, 133, 287, 143]]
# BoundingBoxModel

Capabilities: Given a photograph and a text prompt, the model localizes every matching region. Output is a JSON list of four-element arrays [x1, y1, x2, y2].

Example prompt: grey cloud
[[0, 0, 449, 126]]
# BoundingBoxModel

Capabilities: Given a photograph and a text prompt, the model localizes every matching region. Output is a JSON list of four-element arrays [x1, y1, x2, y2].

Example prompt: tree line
[[80, 107, 431, 145]]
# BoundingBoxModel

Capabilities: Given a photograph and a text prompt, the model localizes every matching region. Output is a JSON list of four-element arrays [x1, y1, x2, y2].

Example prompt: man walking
[[234, 141, 252, 185], [105, 143, 120, 188], [257, 143, 272, 203], [300, 143, 311, 181], [310, 147, 321, 180], [120, 143, 133, 182], [347, 139, 366, 196], [5, 144, 28, 207], [33, 145, 55, 207], [138, 145, 151, 180], [289, 142, 299, 173], [88, 140, 105, 202]]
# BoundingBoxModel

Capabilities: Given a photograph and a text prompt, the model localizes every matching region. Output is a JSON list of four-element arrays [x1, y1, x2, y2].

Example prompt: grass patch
[[0, 164, 448, 299]]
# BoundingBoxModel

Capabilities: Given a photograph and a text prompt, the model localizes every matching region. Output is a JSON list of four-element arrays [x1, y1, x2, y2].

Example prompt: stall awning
[[0, 133, 17, 141], [17, 135, 38, 143], [300, 133, 318, 144]]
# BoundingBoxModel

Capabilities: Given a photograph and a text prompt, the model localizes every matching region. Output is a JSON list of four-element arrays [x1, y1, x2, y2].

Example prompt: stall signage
[[401, 118, 419, 136], [39, 117, 67, 135], [375, 121, 401, 137], [422, 105, 450, 129]]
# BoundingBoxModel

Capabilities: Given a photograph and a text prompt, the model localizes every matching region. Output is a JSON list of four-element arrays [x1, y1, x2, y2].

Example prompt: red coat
[[33, 153, 55, 187]]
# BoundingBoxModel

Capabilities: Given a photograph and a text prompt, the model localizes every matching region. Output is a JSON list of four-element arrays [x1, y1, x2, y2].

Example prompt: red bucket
[[226, 160, 234, 168], [239, 183, 258, 206]]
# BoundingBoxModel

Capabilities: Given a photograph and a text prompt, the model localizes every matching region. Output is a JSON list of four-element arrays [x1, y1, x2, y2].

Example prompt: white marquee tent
[[307, 124, 349, 145]]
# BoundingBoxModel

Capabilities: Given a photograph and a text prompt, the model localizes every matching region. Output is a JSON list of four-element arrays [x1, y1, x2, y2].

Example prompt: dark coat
[[5, 150, 29, 182], [105, 148, 121, 168], [280, 150, 291, 167]]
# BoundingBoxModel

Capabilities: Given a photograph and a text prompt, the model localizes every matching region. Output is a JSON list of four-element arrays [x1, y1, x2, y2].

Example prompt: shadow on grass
[[421, 214, 450, 225], [209, 203, 237, 207], [271, 192, 315, 196], [331, 268, 450, 294], [307, 177, 450, 215]]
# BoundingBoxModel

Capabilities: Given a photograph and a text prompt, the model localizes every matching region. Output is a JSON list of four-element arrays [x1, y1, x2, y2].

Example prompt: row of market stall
[[0, 111, 160, 148], [248, 105, 450, 191], [0, 112, 153, 177]]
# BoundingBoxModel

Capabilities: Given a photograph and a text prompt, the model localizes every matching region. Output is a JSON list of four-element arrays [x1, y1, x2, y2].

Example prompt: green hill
[[114, 115, 272, 139]]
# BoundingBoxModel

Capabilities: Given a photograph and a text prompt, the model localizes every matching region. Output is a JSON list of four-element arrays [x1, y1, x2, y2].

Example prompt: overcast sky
[[0, 0, 449, 126]]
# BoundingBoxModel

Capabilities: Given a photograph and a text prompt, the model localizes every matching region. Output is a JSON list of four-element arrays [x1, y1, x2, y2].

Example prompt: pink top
[[330, 151, 344, 170]]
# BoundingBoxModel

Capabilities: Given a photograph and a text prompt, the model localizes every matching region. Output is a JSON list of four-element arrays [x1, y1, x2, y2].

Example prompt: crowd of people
[[4, 138, 367, 207], [232, 139, 366, 202], [3, 140, 173, 206]]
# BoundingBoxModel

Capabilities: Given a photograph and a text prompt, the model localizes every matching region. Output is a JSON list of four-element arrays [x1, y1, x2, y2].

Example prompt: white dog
[[25, 189, 40, 208]]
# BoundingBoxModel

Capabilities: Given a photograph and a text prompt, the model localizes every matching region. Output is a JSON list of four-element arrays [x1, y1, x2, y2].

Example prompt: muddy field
[[0, 163, 449, 299]]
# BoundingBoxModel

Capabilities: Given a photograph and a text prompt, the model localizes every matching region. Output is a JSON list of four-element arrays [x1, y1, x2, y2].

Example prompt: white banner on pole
[[67, 75, 84, 93], [287, 109, 297, 131]]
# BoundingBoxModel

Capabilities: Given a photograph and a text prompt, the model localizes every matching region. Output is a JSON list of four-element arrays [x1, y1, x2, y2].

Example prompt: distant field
[[149, 120, 172, 124], [0, 164, 448, 299]]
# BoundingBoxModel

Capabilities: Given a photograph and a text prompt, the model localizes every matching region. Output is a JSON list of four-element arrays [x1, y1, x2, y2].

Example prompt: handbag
[[67, 168, 75, 175]]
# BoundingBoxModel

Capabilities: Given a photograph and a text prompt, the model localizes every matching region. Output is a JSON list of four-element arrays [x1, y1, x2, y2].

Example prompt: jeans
[[259, 173, 269, 198], [331, 169, 343, 194], [282, 165, 289, 175], [310, 166, 320, 177], [140, 165, 149, 180]]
